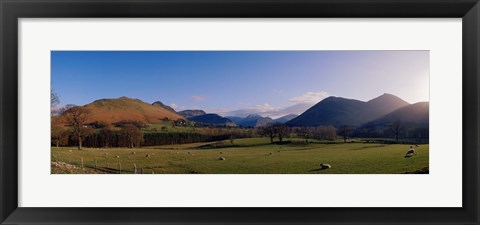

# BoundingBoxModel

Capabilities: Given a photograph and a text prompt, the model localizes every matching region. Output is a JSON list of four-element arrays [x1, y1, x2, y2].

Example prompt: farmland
[[51, 138, 429, 174]]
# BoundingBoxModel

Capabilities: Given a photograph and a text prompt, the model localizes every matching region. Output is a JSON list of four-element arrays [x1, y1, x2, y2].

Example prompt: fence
[[51, 154, 157, 174]]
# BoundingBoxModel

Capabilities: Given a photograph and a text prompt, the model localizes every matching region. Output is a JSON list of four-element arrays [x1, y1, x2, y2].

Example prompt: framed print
[[1, 0, 479, 224]]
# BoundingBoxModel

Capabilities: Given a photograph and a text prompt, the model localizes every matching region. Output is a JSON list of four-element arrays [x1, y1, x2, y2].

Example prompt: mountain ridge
[[287, 93, 412, 127]]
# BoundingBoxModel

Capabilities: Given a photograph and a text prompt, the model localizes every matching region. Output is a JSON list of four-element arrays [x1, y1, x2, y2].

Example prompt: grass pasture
[[51, 138, 429, 174]]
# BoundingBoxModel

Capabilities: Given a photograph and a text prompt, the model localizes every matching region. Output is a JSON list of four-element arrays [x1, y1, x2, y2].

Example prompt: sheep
[[219, 157, 226, 160], [405, 146, 417, 158], [188, 151, 191, 154], [320, 163, 331, 169], [269, 152, 273, 155], [131, 152, 136, 155], [145, 154, 150, 157], [115, 155, 120, 158], [219, 152, 223, 154]]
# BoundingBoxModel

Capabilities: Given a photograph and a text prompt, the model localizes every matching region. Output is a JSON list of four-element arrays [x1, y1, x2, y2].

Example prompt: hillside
[[362, 102, 429, 128], [364, 93, 409, 117], [189, 114, 237, 127], [287, 93, 409, 127], [78, 97, 184, 124], [274, 114, 298, 123], [152, 101, 176, 112], [226, 116, 244, 124], [178, 110, 206, 118], [287, 96, 368, 127]]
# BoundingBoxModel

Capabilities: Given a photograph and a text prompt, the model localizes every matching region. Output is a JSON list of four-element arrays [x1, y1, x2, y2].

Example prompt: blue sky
[[51, 51, 429, 118]]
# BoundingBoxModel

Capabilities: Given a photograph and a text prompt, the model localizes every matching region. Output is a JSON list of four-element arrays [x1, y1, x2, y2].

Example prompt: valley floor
[[51, 138, 429, 174]]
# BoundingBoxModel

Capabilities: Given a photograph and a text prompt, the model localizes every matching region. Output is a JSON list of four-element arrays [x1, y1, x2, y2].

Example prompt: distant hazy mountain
[[189, 113, 236, 127], [274, 114, 298, 123], [287, 93, 409, 127], [73, 97, 184, 124], [225, 116, 244, 124], [152, 101, 176, 112], [362, 102, 429, 129], [227, 114, 274, 128], [178, 110, 207, 118]]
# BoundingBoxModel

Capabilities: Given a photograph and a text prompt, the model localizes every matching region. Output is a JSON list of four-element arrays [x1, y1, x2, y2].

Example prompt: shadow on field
[[194, 142, 272, 150], [350, 144, 387, 151], [403, 167, 429, 174], [195, 140, 338, 150], [308, 168, 330, 172]]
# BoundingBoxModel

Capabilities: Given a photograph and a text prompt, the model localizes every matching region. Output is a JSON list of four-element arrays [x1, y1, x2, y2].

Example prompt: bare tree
[[120, 125, 144, 148], [260, 124, 276, 143], [63, 106, 91, 149], [390, 120, 403, 143], [296, 127, 312, 143], [51, 117, 68, 147], [274, 123, 290, 142], [51, 90, 60, 116], [101, 126, 114, 148], [229, 134, 235, 145], [337, 125, 351, 143], [50, 90, 66, 147]]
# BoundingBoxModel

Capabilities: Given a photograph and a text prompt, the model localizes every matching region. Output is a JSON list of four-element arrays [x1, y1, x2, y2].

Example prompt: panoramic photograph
[[51, 51, 429, 174]]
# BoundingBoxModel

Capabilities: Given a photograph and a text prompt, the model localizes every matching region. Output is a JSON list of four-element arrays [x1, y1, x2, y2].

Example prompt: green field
[[51, 138, 429, 174]]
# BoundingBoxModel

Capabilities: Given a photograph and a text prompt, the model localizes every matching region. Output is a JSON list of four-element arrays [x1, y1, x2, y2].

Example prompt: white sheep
[[320, 163, 331, 169]]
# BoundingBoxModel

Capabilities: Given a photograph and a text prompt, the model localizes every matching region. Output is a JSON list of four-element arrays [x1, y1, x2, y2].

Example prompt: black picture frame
[[1, 0, 479, 224]]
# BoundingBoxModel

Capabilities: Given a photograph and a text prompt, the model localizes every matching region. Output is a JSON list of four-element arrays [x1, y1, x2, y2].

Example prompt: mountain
[[152, 101, 176, 112], [274, 114, 298, 123], [77, 97, 183, 124], [362, 102, 429, 129], [287, 93, 409, 127], [225, 116, 244, 124], [364, 93, 409, 117], [178, 110, 206, 118], [189, 114, 237, 127], [231, 114, 274, 128]]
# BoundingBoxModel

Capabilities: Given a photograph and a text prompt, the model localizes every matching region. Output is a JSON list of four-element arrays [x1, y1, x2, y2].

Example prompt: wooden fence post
[[81, 157, 84, 168], [118, 161, 122, 174], [94, 159, 97, 170], [134, 164, 137, 174], [141, 168, 143, 174]]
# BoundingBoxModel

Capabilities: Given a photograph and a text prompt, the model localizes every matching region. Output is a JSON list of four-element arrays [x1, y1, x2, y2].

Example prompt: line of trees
[[259, 123, 291, 143], [292, 126, 338, 142], [352, 120, 429, 140], [52, 127, 258, 148]]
